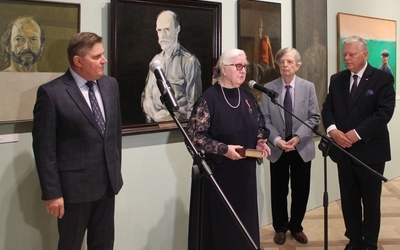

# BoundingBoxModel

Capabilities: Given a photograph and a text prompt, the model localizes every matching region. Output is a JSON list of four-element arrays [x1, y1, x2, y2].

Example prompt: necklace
[[221, 84, 241, 108]]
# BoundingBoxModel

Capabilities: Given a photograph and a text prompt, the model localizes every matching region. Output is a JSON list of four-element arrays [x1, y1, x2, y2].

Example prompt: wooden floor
[[260, 177, 400, 249]]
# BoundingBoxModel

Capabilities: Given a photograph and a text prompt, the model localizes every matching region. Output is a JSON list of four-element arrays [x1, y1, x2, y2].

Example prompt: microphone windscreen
[[150, 60, 163, 72], [248, 80, 256, 89]]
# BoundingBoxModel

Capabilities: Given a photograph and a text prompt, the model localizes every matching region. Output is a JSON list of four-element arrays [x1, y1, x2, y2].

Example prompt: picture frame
[[337, 12, 397, 89], [237, 0, 281, 105], [293, 0, 327, 114], [0, 0, 80, 123], [110, 0, 222, 135]]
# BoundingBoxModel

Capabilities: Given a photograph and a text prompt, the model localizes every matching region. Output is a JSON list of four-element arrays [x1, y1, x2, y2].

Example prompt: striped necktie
[[86, 81, 106, 135]]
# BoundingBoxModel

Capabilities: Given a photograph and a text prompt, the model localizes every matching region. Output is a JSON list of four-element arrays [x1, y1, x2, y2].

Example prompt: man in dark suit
[[32, 32, 123, 250], [322, 35, 395, 250], [261, 47, 321, 245]]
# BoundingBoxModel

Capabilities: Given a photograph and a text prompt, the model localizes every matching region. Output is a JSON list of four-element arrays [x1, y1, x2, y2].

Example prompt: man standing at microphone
[[260, 47, 320, 245], [141, 10, 202, 122]]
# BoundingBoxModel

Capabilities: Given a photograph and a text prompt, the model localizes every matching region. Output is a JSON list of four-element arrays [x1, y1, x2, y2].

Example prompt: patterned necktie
[[350, 74, 358, 100], [284, 85, 292, 138], [86, 81, 106, 135]]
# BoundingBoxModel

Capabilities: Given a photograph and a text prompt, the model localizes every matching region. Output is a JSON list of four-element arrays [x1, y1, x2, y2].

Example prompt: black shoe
[[344, 242, 360, 250], [359, 242, 377, 250]]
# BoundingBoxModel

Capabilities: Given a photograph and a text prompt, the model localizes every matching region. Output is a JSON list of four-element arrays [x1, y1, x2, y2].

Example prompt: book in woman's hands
[[235, 148, 263, 158]]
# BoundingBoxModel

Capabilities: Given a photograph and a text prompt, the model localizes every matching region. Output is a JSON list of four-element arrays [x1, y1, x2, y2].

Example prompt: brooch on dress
[[245, 99, 253, 113]]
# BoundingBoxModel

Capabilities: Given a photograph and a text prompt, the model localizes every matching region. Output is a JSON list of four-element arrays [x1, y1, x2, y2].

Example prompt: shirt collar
[[281, 75, 296, 90], [69, 68, 97, 89], [352, 62, 368, 78]]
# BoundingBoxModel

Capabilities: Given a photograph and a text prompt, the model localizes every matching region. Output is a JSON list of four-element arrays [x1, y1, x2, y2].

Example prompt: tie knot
[[285, 85, 291, 90], [353, 74, 358, 82], [86, 81, 94, 89]]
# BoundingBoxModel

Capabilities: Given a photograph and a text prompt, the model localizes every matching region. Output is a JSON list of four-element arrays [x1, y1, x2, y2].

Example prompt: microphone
[[248, 80, 279, 99], [150, 60, 179, 112]]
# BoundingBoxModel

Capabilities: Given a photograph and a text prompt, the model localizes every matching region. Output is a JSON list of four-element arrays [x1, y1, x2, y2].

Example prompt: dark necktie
[[284, 85, 292, 138], [86, 81, 106, 135], [350, 74, 358, 100]]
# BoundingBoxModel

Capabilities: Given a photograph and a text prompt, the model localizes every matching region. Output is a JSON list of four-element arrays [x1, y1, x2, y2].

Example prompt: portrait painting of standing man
[[110, 0, 220, 131], [141, 10, 202, 123]]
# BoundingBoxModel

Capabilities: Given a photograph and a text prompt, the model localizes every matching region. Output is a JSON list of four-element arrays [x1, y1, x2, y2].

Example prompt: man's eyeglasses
[[224, 63, 249, 72]]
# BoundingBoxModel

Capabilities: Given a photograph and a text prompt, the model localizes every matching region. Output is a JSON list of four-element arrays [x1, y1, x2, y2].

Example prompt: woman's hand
[[224, 145, 246, 160], [256, 139, 272, 157]]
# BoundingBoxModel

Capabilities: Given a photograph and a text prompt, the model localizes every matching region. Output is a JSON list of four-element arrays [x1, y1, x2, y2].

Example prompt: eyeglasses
[[224, 63, 249, 71]]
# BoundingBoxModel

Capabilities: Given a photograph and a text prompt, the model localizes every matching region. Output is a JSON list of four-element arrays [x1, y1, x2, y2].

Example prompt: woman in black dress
[[187, 48, 271, 249]]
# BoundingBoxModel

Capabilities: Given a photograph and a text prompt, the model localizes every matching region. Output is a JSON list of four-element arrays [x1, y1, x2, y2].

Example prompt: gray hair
[[343, 35, 368, 51], [213, 48, 247, 82], [275, 47, 302, 66]]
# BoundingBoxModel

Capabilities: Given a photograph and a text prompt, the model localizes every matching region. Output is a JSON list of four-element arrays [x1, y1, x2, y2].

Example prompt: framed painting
[[110, 0, 221, 135], [293, 0, 327, 114], [237, 0, 281, 105], [0, 0, 80, 123], [337, 12, 397, 90]]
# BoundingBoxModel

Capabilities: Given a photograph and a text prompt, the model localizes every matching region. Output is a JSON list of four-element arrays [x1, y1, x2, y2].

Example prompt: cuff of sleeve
[[353, 129, 361, 140], [273, 136, 282, 146], [326, 124, 337, 136], [217, 143, 228, 155]]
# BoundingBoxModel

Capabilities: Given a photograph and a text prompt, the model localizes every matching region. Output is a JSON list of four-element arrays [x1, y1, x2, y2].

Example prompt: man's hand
[[45, 197, 65, 219], [329, 129, 352, 148], [345, 129, 360, 144], [286, 136, 300, 151], [277, 138, 296, 153]]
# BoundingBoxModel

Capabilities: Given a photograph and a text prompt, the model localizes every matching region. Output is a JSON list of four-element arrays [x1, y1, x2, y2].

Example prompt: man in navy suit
[[322, 35, 395, 250], [261, 47, 321, 245], [32, 32, 123, 250]]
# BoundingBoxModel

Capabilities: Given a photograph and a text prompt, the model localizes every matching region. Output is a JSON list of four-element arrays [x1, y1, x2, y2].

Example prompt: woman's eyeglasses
[[224, 63, 249, 72]]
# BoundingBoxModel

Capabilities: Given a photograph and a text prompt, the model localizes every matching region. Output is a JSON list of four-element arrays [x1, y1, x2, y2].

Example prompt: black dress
[[186, 83, 269, 250]]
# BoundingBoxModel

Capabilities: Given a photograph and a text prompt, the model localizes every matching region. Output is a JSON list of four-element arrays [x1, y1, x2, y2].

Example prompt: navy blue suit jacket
[[322, 64, 395, 165], [33, 69, 123, 203]]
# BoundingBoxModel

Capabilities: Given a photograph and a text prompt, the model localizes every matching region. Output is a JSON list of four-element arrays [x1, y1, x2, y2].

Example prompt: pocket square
[[365, 90, 374, 96]]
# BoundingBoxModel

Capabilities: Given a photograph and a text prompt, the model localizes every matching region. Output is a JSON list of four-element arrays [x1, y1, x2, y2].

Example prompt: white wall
[[1, 0, 400, 249]]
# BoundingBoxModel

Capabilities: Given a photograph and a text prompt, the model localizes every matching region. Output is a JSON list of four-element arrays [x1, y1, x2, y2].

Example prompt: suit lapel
[[272, 80, 285, 122], [64, 71, 104, 137], [293, 77, 303, 114], [342, 70, 352, 109], [348, 64, 373, 109], [98, 78, 110, 136]]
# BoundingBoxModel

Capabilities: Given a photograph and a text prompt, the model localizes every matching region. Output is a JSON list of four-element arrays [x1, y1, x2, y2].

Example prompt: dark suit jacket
[[33, 69, 123, 203], [321, 63, 395, 165]]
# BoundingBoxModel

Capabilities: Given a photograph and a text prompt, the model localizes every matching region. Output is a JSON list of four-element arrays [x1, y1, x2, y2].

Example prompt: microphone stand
[[266, 94, 387, 250], [159, 94, 261, 250]]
